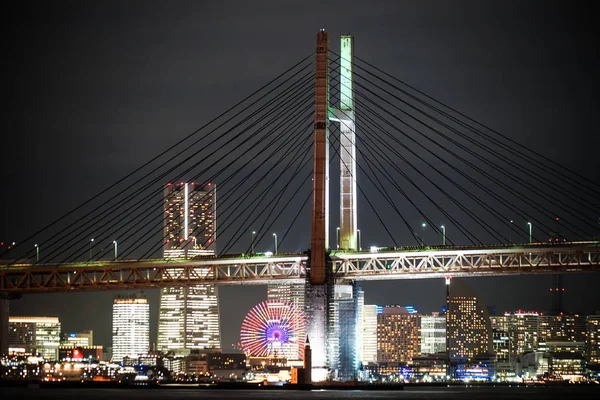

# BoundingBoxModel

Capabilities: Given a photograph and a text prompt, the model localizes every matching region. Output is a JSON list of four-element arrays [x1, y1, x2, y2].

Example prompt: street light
[[441, 225, 446, 246], [357, 229, 362, 251], [422, 222, 427, 228], [509, 220, 514, 244], [251, 231, 256, 254], [527, 222, 532, 244], [89, 238, 94, 260], [336, 227, 340, 250], [273, 233, 278, 255], [35, 244, 39, 262], [113, 240, 118, 260]]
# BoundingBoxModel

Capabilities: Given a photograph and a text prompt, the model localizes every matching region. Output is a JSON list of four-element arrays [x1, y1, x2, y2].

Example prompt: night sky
[[1, 1, 598, 350]]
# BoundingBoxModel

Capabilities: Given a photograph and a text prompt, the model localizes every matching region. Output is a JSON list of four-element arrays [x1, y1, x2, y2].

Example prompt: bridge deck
[[0, 243, 598, 293]]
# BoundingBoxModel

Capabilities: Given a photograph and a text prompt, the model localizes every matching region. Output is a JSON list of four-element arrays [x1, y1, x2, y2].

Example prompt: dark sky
[[1, 1, 599, 350]]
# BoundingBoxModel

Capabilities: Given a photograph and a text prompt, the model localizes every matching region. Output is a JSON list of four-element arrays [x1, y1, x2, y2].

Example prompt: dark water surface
[[1, 386, 600, 400]]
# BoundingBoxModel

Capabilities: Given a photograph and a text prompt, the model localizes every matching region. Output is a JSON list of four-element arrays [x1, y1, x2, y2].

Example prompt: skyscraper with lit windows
[[362, 305, 378, 364], [157, 182, 221, 353], [447, 279, 492, 360], [377, 305, 421, 364], [8, 316, 61, 360], [111, 295, 149, 363], [421, 312, 446, 355], [587, 314, 600, 363]]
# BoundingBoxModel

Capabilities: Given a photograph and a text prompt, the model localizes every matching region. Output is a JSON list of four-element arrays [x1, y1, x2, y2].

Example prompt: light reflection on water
[[1, 386, 600, 400]]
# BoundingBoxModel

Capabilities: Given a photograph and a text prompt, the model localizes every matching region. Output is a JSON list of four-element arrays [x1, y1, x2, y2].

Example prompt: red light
[[7, 246, 10, 250], [208, 183, 211, 186], [167, 183, 172, 186], [0, 242, 3, 246], [562, 288, 565, 291]]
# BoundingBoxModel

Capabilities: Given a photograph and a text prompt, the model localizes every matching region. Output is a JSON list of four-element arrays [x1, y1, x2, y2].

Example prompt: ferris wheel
[[240, 300, 305, 360]]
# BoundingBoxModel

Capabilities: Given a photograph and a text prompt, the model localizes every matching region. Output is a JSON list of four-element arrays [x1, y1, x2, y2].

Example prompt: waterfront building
[[362, 305, 378, 364], [111, 295, 150, 363], [329, 283, 363, 380], [420, 312, 446, 355], [586, 314, 600, 363], [58, 345, 103, 361], [8, 316, 60, 360], [538, 313, 585, 354], [377, 305, 420, 364], [446, 279, 492, 360], [157, 182, 221, 352]]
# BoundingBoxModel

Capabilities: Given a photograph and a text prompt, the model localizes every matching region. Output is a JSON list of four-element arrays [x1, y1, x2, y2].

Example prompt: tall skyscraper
[[421, 312, 446, 355], [158, 182, 221, 353], [377, 305, 421, 364], [163, 182, 216, 258], [362, 305, 378, 365], [112, 295, 149, 362], [267, 283, 305, 359], [8, 316, 61, 360], [447, 279, 492, 360]]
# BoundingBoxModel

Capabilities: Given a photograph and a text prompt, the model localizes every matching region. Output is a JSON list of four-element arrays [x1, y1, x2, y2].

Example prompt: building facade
[[61, 330, 94, 347], [377, 306, 420, 364], [447, 280, 492, 360], [158, 182, 221, 352], [112, 295, 150, 363], [420, 312, 446, 355], [362, 305, 378, 364], [329, 283, 363, 381], [538, 314, 586, 354], [587, 314, 600, 363], [8, 316, 61, 360]]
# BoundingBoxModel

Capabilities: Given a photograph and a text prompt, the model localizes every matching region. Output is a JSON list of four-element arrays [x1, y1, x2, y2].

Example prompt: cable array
[[328, 50, 599, 246]]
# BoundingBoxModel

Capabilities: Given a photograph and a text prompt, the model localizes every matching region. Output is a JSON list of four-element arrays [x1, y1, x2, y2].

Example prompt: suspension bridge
[[1, 31, 599, 380]]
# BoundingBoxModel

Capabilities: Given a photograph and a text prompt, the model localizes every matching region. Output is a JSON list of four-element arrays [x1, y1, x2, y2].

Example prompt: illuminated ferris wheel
[[240, 300, 305, 360]]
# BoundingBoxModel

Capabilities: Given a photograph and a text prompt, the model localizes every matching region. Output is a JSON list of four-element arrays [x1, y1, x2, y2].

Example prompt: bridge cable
[[1, 53, 315, 261]]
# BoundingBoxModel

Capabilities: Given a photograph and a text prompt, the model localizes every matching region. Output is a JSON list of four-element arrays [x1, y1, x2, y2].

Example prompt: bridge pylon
[[306, 28, 330, 382]]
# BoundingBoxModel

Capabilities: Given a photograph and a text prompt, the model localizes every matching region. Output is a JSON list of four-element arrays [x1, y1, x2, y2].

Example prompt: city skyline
[[1, 0, 599, 374]]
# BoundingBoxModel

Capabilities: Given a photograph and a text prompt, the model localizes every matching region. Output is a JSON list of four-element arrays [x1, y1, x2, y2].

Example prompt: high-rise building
[[377, 305, 421, 364], [586, 314, 600, 363], [163, 182, 216, 258], [112, 295, 150, 363], [420, 312, 446, 355], [267, 283, 305, 360], [8, 316, 61, 360], [362, 305, 378, 364], [329, 283, 363, 380], [158, 182, 221, 353], [490, 314, 511, 362], [512, 311, 539, 354], [538, 313, 586, 354], [447, 279, 492, 360]]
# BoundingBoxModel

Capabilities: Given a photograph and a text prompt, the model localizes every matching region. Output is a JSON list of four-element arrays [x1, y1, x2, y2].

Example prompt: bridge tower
[[306, 31, 362, 382], [330, 35, 357, 251], [306, 29, 331, 382]]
